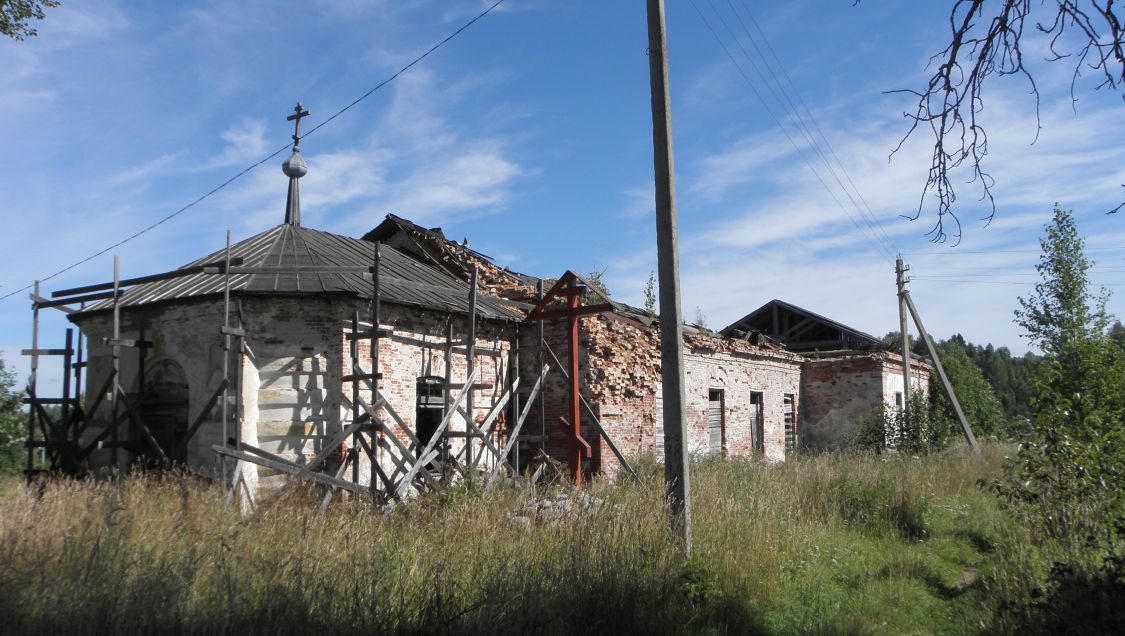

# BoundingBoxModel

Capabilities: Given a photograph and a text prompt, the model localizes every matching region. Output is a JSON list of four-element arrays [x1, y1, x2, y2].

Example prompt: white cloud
[[108, 153, 185, 186], [212, 119, 270, 167]]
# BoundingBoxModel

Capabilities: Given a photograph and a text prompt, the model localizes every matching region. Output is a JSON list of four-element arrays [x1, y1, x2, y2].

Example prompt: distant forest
[[929, 335, 1040, 422], [889, 322, 1125, 427]]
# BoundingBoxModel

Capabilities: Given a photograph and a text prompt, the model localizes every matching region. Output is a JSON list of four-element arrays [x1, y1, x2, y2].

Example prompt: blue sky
[[3, 0, 1125, 395]]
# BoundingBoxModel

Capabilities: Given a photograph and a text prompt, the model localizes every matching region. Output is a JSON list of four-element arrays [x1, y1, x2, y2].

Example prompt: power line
[[0, 0, 508, 303], [902, 247, 1125, 255], [921, 266, 1125, 272], [689, 0, 898, 264], [728, 0, 902, 257], [911, 276, 1125, 287]]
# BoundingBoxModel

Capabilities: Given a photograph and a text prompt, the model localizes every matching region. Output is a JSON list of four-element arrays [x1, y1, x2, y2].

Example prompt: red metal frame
[[525, 271, 614, 486]]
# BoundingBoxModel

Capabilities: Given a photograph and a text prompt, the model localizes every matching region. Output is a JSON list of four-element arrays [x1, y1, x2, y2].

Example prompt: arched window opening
[[140, 358, 190, 464]]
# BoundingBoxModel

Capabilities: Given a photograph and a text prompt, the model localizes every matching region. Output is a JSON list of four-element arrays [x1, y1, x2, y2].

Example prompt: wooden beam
[[173, 379, 230, 458], [527, 303, 614, 322], [51, 257, 245, 298], [212, 445, 369, 495], [37, 290, 117, 309], [29, 293, 75, 314], [486, 365, 550, 490], [388, 367, 479, 506]]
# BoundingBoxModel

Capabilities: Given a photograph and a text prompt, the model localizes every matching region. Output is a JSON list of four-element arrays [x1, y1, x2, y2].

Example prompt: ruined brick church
[[34, 106, 929, 501]]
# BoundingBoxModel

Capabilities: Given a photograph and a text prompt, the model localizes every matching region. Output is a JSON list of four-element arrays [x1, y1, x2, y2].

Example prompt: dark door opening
[[416, 376, 446, 461], [750, 391, 764, 452], [140, 359, 190, 464], [784, 393, 797, 451]]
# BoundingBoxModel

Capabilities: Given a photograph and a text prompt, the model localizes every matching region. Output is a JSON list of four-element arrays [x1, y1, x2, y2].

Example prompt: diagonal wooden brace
[[350, 395, 440, 491], [485, 364, 550, 489], [212, 444, 369, 496], [173, 379, 229, 459], [388, 367, 478, 507]]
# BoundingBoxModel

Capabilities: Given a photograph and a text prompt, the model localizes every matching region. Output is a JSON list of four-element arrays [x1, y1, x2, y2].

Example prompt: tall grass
[[0, 445, 1088, 634]]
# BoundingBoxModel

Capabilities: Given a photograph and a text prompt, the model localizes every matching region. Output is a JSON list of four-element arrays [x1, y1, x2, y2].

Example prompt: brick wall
[[75, 295, 518, 494], [800, 352, 931, 450], [339, 299, 515, 488], [522, 312, 803, 480]]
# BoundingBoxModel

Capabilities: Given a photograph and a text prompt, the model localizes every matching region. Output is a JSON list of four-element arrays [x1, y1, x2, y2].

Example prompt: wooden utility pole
[[896, 257, 911, 418], [646, 0, 692, 552]]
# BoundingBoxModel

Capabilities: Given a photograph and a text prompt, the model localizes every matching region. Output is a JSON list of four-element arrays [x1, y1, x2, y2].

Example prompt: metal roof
[[76, 224, 524, 321]]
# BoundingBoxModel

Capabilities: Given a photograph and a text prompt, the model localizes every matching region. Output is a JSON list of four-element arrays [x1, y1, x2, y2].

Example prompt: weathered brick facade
[[69, 214, 932, 497], [800, 352, 931, 450], [525, 311, 803, 480], [76, 295, 516, 497]]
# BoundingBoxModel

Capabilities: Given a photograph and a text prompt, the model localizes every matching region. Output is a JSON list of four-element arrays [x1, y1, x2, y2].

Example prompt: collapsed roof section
[[72, 223, 524, 322], [720, 299, 887, 353], [364, 214, 541, 303]]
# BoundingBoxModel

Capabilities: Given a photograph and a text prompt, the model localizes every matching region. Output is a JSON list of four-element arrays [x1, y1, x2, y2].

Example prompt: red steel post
[[567, 277, 582, 485]]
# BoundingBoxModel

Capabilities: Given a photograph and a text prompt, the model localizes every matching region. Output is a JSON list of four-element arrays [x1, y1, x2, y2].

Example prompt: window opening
[[750, 391, 764, 452], [708, 389, 725, 455], [416, 376, 447, 462], [783, 393, 797, 451]]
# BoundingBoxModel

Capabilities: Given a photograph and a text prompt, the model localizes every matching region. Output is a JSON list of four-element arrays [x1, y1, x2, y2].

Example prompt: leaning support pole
[[647, 0, 692, 553], [221, 231, 232, 489], [25, 281, 40, 483], [902, 291, 980, 454], [896, 257, 911, 420], [110, 256, 121, 471]]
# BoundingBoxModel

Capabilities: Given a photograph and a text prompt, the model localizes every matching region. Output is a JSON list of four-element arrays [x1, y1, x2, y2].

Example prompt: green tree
[[585, 269, 611, 301], [1111, 321, 1125, 350], [0, 355, 26, 475], [1002, 205, 1125, 539], [1, 0, 59, 40], [929, 341, 1006, 439], [643, 270, 656, 317]]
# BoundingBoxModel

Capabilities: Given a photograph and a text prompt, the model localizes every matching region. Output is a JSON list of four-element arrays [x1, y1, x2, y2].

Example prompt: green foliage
[[585, 268, 611, 300], [887, 331, 1040, 424], [0, 356, 25, 475], [693, 306, 708, 330], [852, 391, 953, 455], [929, 339, 1007, 438], [998, 204, 1125, 545], [0, 0, 58, 40], [643, 270, 656, 317]]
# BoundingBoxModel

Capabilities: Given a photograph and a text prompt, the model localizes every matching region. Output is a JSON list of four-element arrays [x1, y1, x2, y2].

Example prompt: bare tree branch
[[885, 0, 1125, 241]]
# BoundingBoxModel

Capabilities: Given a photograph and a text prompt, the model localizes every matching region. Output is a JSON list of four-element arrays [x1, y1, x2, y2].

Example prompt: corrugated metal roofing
[[77, 224, 523, 321]]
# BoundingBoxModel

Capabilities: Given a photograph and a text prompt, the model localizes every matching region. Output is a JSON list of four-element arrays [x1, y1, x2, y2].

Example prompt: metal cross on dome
[[287, 102, 310, 150]]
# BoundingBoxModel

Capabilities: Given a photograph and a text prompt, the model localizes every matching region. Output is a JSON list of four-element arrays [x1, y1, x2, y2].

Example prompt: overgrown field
[[0, 445, 1117, 635]]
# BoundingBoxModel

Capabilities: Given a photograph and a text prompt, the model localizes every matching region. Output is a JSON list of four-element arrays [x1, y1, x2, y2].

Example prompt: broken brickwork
[[525, 310, 803, 479]]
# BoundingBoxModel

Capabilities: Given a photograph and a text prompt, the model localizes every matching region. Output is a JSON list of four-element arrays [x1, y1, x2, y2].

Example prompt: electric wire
[[724, 0, 902, 257], [902, 247, 1125, 255], [911, 277, 1125, 287], [689, 0, 898, 264], [0, 0, 508, 303], [737, 0, 901, 255]]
